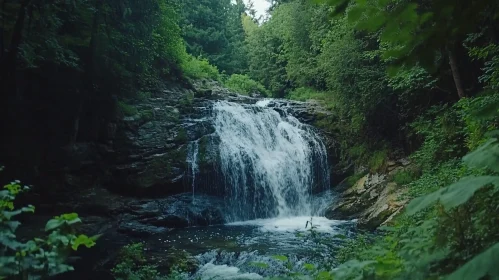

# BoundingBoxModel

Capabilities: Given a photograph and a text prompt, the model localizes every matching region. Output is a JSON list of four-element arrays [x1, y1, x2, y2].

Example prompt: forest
[[1, 0, 499, 279]]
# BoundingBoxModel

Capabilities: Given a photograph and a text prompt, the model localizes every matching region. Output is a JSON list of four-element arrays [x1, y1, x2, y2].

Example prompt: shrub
[[181, 55, 220, 80], [392, 169, 421, 185], [368, 149, 388, 173], [112, 243, 161, 280], [0, 177, 97, 279], [224, 74, 269, 97], [287, 87, 328, 101]]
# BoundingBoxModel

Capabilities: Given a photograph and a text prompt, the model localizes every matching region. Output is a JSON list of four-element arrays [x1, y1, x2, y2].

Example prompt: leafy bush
[[224, 74, 269, 96], [368, 149, 388, 173], [336, 234, 373, 264], [456, 93, 499, 150], [287, 87, 329, 102], [181, 55, 220, 80], [328, 130, 499, 279], [410, 104, 468, 171], [0, 178, 97, 279], [392, 169, 421, 185], [411, 94, 498, 171], [112, 243, 162, 280]]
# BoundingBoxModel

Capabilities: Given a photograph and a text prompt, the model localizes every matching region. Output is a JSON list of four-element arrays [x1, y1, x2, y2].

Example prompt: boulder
[[326, 170, 408, 230]]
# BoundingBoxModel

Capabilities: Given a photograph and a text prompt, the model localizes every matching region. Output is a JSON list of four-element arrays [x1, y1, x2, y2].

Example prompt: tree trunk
[[448, 50, 466, 99], [0, 0, 5, 60], [0, 0, 31, 68], [0, 0, 31, 99]]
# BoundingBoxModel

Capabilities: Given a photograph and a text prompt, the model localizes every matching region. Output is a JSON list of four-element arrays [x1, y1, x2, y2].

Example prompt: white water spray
[[212, 100, 329, 221], [187, 140, 199, 199]]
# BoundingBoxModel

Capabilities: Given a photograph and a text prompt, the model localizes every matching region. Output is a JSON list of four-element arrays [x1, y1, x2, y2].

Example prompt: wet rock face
[[58, 189, 225, 239], [325, 161, 412, 230]]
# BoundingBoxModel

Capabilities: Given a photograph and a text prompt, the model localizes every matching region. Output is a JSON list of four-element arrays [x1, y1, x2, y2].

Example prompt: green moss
[[140, 109, 154, 122], [117, 100, 138, 117], [178, 92, 195, 113], [137, 91, 152, 101], [198, 136, 208, 166], [368, 149, 388, 173], [346, 172, 367, 187], [174, 128, 187, 143]]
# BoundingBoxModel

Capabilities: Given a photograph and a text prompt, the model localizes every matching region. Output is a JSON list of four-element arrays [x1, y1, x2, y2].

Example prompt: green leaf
[[463, 138, 499, 172], [272, 255, 288, 262], [317, 270, 333, 279], [470, 99, 499, 120], [347, 6, 365, 23], [21, 205, 35, 213], [3, 209, 22, 220], [45, 219, 65, 232], [406, 176, 499, 215], [71, 234, 96, 250], [56, 213, 79, 221], [303, 263, 315, 271], [446, 242, 499, 280], [5, 221, 21, 232]]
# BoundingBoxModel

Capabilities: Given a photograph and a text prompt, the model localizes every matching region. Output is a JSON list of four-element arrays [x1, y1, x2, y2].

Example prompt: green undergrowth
[[345, 172, 367, 187], [321, 94, 499, 279], [224, 74, 269, 96], [392, 168, 421, 186], [287, 87, 337, 110], [1, 175, 98, 279], [181, 55, 220, 81]]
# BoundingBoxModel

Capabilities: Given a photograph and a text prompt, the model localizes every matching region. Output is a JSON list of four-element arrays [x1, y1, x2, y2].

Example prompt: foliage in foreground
[[0, 177, 97, 279], [112, 243, 189, 280]]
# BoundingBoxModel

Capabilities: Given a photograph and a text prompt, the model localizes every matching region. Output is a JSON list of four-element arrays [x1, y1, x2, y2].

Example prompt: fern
[[406, 176, 499, 215], [446, 242, 499, 280], [407, 132, 499, 215], [463, 135, 499, 173]]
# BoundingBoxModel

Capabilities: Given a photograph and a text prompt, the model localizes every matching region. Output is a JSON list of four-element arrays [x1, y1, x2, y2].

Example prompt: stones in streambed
[[325, 162, 411, 230]]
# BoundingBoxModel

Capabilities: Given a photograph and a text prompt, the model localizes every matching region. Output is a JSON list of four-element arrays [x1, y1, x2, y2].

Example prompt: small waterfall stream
[[187, 140, 199, 198]]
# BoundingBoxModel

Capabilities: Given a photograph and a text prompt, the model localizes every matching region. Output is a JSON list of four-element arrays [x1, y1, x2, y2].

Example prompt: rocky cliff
[[325, 159, 418, 230]]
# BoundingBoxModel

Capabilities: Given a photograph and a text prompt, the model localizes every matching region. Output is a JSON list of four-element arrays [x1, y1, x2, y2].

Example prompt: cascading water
[[186, 140, 199, 199], [212, 100, 329, 221]]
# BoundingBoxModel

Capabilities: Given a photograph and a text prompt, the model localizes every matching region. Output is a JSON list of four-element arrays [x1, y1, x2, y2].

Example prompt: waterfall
[[212, 100, 329, 222]]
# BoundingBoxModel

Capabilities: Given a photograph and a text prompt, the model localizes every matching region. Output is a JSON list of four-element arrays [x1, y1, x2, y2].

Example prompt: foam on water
[[228, 216, 346, 233], [255, 99, 272, 107], [195, 263, 263, 280]]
